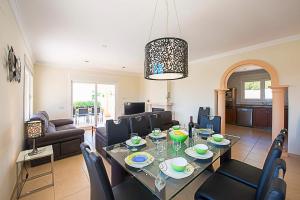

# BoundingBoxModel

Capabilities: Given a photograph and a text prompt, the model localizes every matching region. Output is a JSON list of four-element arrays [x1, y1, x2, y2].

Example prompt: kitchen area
[[225, 67, 288, 130]]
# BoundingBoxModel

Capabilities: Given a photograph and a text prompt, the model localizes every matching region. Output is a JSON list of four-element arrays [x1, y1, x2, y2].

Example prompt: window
[[265, 80, 272, 99], [244, 81, 261, 99], [24, 66, 33, 121]]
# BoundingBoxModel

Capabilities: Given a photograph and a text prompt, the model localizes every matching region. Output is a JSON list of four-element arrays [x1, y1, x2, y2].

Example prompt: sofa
[[26, 111, 85, 165], [95, 111, 179, 159]]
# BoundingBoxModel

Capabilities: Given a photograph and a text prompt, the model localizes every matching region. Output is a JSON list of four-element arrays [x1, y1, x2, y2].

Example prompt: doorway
[[72, 82, 115, 128], [217, 60, 288, 141]]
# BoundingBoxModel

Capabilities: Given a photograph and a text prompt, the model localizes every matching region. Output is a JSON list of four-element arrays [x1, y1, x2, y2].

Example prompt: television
[[124, 102, 145, 115]]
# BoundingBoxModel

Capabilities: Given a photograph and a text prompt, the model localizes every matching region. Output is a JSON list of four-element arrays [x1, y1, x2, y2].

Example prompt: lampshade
[[144, 37, 188, 80], [25, 120, 44, 139]]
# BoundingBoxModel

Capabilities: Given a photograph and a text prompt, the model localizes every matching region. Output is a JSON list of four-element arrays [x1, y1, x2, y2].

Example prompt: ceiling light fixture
[[144, 0, 188, 80]]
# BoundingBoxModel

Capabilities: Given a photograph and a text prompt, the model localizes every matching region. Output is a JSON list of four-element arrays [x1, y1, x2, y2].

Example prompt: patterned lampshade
[[144, 37, 188, 80], [25, 120, 44, 139]]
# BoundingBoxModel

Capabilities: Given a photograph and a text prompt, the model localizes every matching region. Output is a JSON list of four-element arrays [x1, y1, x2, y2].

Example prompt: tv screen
[[124, 102, 145, 115]]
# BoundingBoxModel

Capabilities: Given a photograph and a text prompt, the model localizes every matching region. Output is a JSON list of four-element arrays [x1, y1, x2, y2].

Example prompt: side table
[[16, 145, 54, 198]]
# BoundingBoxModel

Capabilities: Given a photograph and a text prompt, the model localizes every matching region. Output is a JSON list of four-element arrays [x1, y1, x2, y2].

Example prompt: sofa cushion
[[38, 111, 49, 120], [55, 124, 76, 131], [47, 122, 56, 133]]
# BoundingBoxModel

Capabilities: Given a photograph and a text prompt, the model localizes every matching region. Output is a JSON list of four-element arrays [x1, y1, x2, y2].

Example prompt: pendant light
[[144, 0, 188, 80]]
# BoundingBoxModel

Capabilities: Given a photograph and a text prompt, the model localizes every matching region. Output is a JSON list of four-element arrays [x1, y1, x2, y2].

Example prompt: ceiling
[[14, 0, 300, 73]]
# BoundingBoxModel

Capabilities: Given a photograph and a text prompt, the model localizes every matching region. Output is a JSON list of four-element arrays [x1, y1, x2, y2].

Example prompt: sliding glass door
[[72, 82, 115, 128]]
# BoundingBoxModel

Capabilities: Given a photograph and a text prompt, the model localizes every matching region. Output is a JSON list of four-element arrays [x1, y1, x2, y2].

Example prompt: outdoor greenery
[[73, 101, 101, 109], [245, 81, 260, 90]]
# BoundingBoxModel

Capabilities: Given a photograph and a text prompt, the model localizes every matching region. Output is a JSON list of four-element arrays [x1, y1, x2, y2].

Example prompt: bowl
[[172, 125, 180, 130], [194, 144, 208, 154], [131, 136, 141, 144], [171, 157, 188, 172], [152, 129, 161, 136], [169, 130, 188, 143], [212, 134, 224, 142]]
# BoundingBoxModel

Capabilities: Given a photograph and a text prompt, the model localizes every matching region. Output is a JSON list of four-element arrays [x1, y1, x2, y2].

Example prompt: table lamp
[[25, 120, 44, 156]]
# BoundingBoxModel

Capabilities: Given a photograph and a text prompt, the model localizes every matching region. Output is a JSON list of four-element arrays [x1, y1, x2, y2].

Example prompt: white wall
[[34, 64, 142, 119], [0, 0, 33, 199], [141, 39, 300, 155]]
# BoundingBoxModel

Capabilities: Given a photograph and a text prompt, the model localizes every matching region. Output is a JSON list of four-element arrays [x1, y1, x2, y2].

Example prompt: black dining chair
[[197, 107, 210, 125], [216, 130, 286, 190], [149, 113, 163, 131], [96, 119, 129, 158], [129, 115, 151, 137], [81, 143, 159, 200], [198, 115, 221, 133], [194, 158, 287, 200]]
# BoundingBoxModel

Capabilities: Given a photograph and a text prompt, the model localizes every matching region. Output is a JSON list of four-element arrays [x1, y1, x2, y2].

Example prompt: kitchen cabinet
[[253, 107, 272, 128], [226, 105, 288, 129], [226, 107, 236, 124]]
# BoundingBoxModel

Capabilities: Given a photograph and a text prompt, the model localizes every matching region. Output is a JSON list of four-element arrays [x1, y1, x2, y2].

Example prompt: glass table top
[[104, 133, 240, 200]]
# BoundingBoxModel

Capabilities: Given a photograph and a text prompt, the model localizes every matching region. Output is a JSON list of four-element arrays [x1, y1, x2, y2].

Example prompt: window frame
[[241, 78, 272, 103], [23, 56, 33, 121]]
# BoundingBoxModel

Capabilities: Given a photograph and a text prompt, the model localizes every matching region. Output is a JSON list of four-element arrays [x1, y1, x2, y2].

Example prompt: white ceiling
[[14, 0, 300, 73]]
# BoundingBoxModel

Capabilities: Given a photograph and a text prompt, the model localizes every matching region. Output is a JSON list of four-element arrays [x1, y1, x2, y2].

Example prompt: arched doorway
[[217, 60, 287, 140]]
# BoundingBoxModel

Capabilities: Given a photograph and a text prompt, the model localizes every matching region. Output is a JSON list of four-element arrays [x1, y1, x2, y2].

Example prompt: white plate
[[159, 158, 194, 179], [125, 152, 154, 168], [207, 137, 231, 146], [149, 132, 167, 139], [126, 138, 147, 147], [196, 129, 214, 135], [185, 147, 213, 159]]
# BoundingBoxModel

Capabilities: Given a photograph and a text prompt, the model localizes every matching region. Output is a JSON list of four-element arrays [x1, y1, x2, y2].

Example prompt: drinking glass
[[156, 140, 167, 161], [173, 141, 181, 156], [207, 124, 214, 134], [130, 133, 138, 151]]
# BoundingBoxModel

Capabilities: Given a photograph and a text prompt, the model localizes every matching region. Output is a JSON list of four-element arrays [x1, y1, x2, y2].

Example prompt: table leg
[[220, 148, 231, 164], [16, 163, 20, 198], [51, 154, 54, 186], [111, 158, 128, 187]]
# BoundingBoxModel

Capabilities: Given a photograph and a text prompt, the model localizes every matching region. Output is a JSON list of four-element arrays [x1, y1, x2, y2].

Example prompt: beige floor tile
[[21, 187, 55, 200]]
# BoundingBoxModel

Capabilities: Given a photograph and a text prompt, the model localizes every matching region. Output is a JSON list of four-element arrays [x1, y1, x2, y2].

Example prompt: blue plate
[[132, 155, 148, 163]]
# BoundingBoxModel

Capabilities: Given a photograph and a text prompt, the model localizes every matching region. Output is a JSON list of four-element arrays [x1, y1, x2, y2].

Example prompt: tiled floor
[[20, 125, 300, 200]]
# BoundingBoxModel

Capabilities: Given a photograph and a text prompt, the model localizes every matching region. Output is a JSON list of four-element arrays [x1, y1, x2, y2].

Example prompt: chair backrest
[[256, 142, 283, 199], [80, 143, 115, 200], [106, 119, 130, 146], [199, 115, 221, 133], [129, 115, 150, 137], [149, 113, 163, 131], [258, 158, 286, 200], [197, 107, 210, 124], [79, 107, 89, 115]]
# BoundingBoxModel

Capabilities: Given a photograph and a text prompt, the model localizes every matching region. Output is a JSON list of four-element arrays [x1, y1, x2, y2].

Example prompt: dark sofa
[[95, 111, 179, 158], [26, 111, 85, 165]]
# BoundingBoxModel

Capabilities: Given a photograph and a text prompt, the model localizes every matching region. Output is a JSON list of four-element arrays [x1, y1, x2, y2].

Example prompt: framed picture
[[7, 46, 21, 83]]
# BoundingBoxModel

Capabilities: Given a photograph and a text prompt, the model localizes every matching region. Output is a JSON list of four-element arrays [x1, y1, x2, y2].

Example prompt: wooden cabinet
[[252, 107, 272, 128], [226, 107, 236, 124], [227, 105, 288, 129]]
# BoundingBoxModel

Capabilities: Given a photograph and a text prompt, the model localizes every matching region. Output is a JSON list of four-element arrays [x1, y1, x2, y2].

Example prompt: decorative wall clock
[[7, 46, 21, 83]]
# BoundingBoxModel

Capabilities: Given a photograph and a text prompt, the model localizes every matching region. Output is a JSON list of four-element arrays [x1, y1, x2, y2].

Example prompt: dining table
[[104, 131, 240, 200]]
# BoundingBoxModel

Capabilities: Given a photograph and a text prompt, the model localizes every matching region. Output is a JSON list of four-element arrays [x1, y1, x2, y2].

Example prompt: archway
[[217, 59, 287, 140]]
